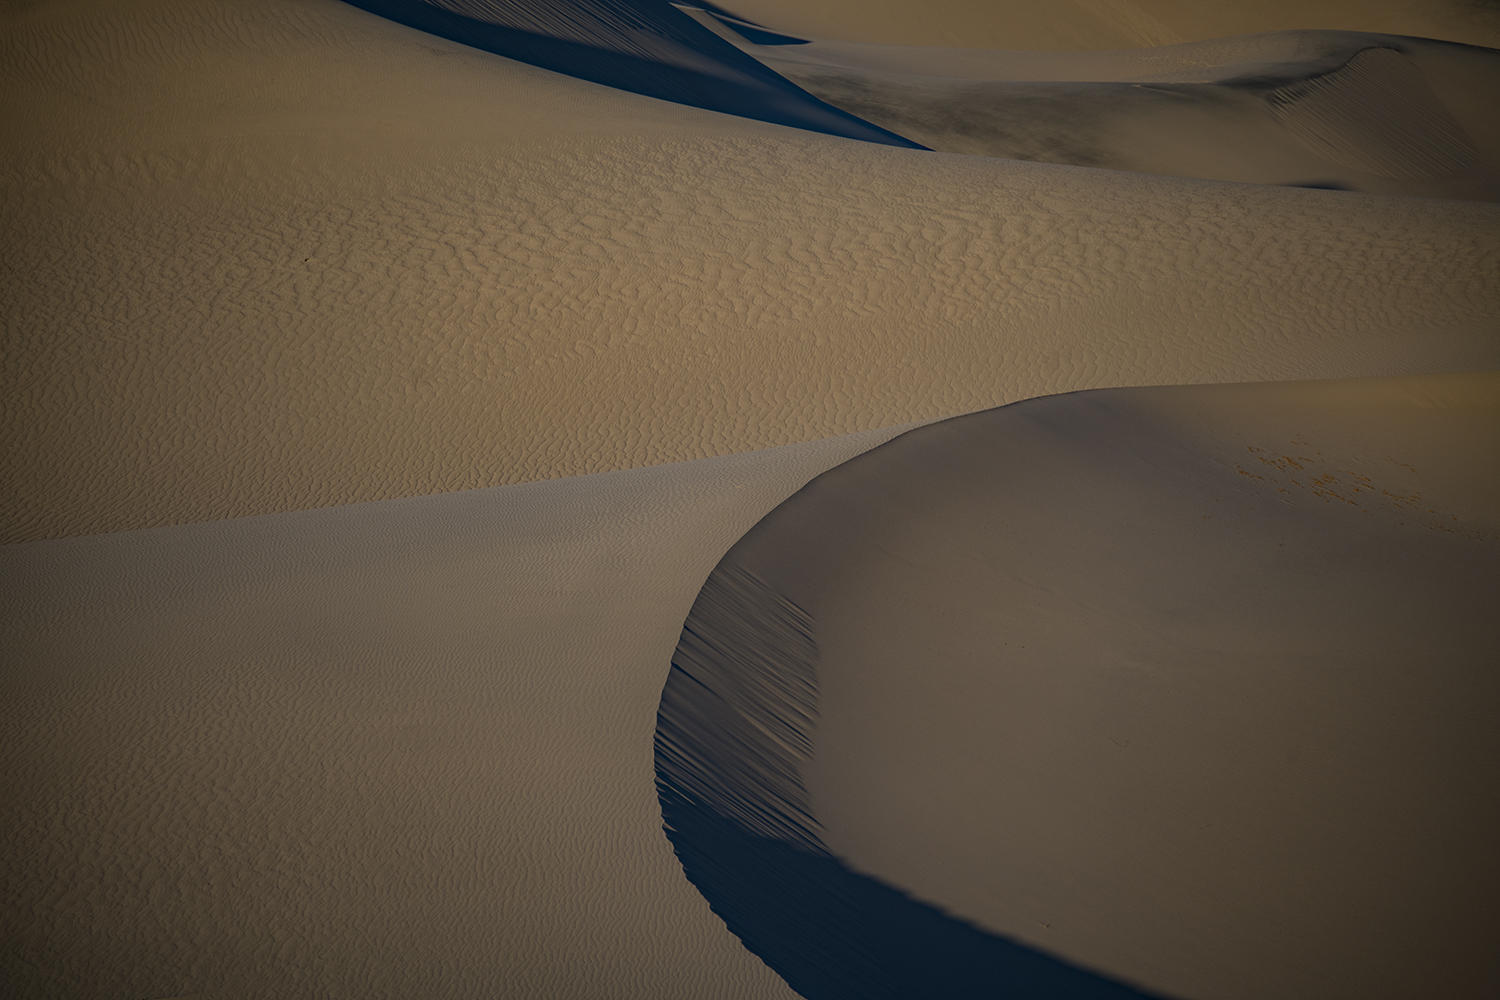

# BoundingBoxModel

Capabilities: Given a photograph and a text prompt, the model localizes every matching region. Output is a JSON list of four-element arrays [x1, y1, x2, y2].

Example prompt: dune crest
[[683, 370, 1500, 999]]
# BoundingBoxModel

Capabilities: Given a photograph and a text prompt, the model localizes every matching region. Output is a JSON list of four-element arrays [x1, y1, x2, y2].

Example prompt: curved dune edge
[[655, 565, 1167, 999], [660, 370, 1500, 999], [5, 0, 1499, 543], [0, 422, 923, 1000]]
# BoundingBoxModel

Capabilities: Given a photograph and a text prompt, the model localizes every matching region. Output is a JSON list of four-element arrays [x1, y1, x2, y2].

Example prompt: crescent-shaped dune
[[662, 370, 1498, 999], [2, 0, 1497, 997]]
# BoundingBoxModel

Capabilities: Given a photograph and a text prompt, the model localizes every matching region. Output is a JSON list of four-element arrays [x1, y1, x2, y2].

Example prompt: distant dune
[[2, 1, 1497, 998], [726, 0, 1500, 51], [5, 0, 1497, 543], [721, 28, 1500, 200]]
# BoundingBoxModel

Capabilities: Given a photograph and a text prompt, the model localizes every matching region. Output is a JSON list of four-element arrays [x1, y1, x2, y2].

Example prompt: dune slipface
[[661, 371, 1500, 998], [339, 0, 922, 145]]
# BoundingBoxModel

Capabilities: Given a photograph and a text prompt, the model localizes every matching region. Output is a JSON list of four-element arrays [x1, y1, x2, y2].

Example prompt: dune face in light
[[706, 22, 1500, 199], [5, 0, 1499, 543], [667, 371, 1500, 998], [724, 0, 1500, 51]]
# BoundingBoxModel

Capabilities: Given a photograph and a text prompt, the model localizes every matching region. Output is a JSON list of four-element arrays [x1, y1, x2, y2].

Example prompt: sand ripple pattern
[[4, 1, 1499, 542], [1269, 47, 1480, 179]]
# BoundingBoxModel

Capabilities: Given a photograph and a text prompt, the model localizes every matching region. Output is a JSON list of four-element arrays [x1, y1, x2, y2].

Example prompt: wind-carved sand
[[4, 0, 1499, 542], [3, 0, 1499, 997], [696, 14, 1500, 199], [676, 371, 1499, 999], [725, 0, 1500, 52]]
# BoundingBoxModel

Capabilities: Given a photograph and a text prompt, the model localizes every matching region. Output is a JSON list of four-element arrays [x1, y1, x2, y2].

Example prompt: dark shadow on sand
[[654, 564, 1175, 1000], [341, 0, 923, 146], [658, 781, 1172, 1000]]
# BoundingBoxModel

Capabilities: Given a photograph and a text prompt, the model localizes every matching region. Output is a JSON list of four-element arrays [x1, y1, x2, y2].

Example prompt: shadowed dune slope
[[5, 0, 1499, 542], [338, 0, 920, 145], [0, 423, 919, 1000], [695, 370, 1500, 1000]]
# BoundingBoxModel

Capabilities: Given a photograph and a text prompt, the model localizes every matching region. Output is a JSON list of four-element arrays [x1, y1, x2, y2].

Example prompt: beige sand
[[5, 0, 1499, 543], [0, 422, 926, 999], [705, 27, 1500, 200], [720, 370, 1500, 999], [725, 0, 1500, 50], [3, 1, 1498, 997]]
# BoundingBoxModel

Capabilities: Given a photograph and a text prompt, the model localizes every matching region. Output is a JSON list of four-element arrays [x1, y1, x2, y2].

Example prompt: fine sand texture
[[697, 370, 1499, 999], [4, 1, 1500, 998], [6, 0, 1500, 543], [706, 25, 1500, 200], [725, 0, 1500, 51], [0, 423, 921, 1000]]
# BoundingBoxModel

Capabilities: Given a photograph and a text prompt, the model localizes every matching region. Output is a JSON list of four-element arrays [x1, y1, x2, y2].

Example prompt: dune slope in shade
[[703, 370, 1500, 999], [722, 0, 1500, 51], [5, 0, 1499, 542], [338, 0, 920, 146]]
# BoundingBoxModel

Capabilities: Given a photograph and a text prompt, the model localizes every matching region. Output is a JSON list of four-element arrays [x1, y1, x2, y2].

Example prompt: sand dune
[[0, 424, 920, 1000], [725, 0, 1500, 51], [5, 0, 1498, 543], [699, 18, 1500, 198], [679, 371, 1499, 999], [339, 0, 919, 144], [4, 0, 1498, 997]]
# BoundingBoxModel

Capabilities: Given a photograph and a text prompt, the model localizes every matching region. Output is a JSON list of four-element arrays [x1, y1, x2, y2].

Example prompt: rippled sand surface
[[3, 1, 1497, 997]]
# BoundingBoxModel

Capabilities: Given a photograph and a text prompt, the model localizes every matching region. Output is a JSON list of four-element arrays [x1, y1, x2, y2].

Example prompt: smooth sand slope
[[726, 0, 1500, 51], [1, 425, 922, 1000], [699, 370, 1499, 999], [5, 0, 1499, 542], [702, 22, 1500, 200]]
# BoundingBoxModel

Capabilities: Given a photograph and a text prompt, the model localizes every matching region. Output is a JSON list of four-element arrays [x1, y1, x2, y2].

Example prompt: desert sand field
[[3, 0, 1497, 997]]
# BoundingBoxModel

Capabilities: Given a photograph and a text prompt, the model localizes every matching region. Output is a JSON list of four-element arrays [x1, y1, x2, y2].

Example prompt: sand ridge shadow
[[340, 0, 924, 146], [654, 564, 1174, 999]]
